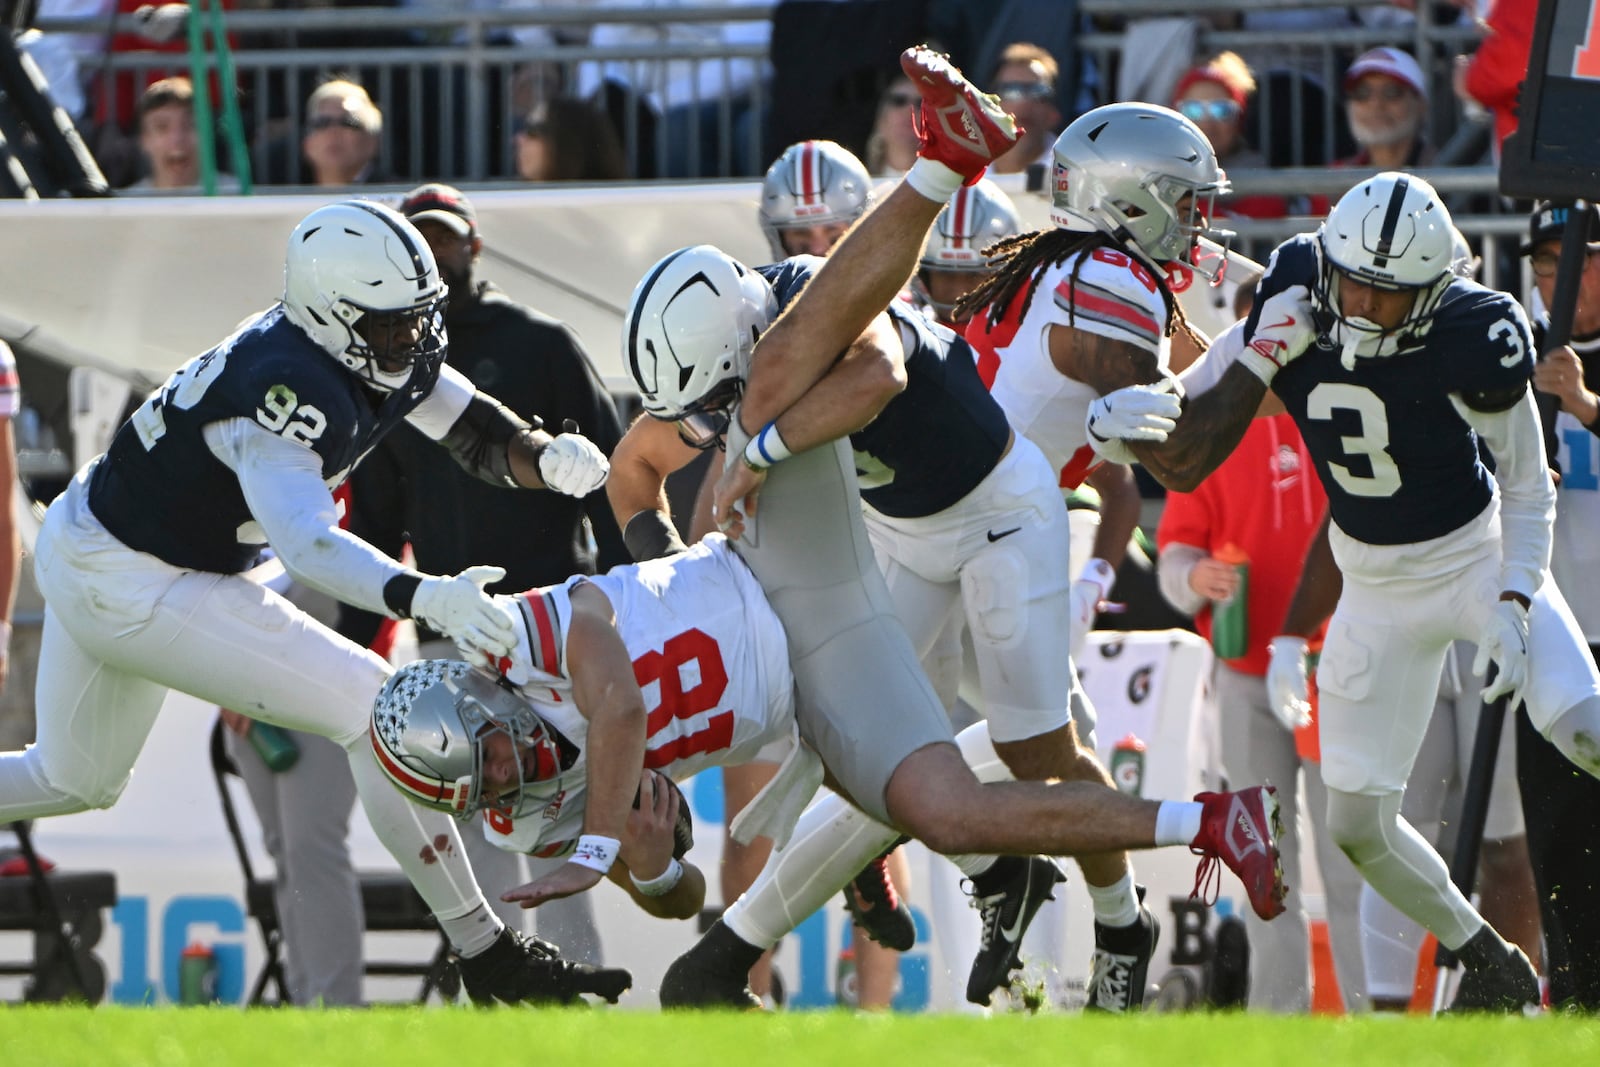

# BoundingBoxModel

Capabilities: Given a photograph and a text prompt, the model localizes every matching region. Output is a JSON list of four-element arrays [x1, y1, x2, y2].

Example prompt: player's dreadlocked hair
[[954, 229, 1208, 353]]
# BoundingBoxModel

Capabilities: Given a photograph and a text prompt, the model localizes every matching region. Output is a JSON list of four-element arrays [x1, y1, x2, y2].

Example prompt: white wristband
[[906, 156, 966, 203], [570, 834, 621, 874], [1079, 557, 1116, 600], [629, 857, 685, 897], [742, 420, 793, 471]]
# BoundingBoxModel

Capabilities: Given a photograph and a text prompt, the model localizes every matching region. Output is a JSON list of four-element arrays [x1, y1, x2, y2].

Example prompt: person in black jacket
[[341, 183, 628, 962]]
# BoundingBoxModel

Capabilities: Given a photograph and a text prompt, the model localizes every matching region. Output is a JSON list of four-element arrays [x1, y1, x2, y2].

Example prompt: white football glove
[[410, 566, 517, 660], [1238, 284, 1316, 385], [539, 433, 610, 497], [1068, 558, 1116, 661], [1472, 598, 1531, 706], [1265, 636, 1313, 731], [1086, 381, 1183, 462]]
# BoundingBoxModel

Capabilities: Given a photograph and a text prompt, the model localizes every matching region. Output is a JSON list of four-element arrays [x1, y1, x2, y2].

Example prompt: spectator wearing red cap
[[1338, 46, 1434, 170], [1171, 52, 1290, 221]]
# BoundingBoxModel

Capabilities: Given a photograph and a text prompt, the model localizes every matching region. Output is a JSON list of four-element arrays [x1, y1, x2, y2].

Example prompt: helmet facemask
[[669, 377, 745, 451], [458, 685, 567, 817], [331, 291, 449, 392], [1109, 173, 1232, 279]]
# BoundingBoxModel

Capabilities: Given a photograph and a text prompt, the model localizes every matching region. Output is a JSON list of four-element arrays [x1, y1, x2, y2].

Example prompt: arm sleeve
[[1177, 318, 1248, 398], [206, 417, 411, 615], [1157, 542, 1209, 617], [404, 363, 476, 440], [1450, 389, 1556, 600]]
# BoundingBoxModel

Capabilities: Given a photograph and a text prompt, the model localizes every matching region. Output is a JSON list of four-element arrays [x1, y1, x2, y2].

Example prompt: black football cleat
[[659, 919, 766, 1010], [965, 855, 1066, 1006], [456, 928, 632, 1006], [1448, 930, 1540, 1014], [842, 853, 916, 952], [1085, 888, 1160, 1013]]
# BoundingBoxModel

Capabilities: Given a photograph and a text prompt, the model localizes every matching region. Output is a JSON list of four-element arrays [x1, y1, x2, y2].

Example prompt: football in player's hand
[[633, 773, 695, 859]]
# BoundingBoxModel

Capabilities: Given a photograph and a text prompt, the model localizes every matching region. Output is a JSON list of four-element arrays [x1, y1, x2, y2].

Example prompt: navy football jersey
[[757, 258, 1010, 519], [1247, 235, 1534, 545], [89, 305, 438, 573]]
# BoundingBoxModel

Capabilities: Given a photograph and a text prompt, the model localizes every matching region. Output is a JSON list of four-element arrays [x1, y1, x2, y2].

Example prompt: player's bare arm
[[1279, 513, 1340, 638], [713, 313, 908, 534], [502, 582, 647, 908], [737, 184, 950, 434], [608, 415, 701, 559], [607, 769, 708, 921], [1132, 361, 1269, 493], [1048, 323, 1164, 394], [1083, 461, 1141, 572]]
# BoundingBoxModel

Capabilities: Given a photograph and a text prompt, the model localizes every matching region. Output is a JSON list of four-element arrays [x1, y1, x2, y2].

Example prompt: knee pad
[[960, 547, 1028, 647]]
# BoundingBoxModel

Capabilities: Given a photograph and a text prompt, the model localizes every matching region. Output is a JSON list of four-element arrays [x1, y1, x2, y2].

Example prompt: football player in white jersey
[[1096, 173, 1600, 1013], [371, 536, 798, 922], [6, 200, 624, 1006], [570, 48, 1289, 1010]]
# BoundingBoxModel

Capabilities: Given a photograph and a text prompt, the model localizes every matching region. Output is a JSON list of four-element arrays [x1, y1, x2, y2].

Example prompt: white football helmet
[[283, 200, 448, 392], [623, 245, 778, 445], [1050, 102, 1232, 275], [1314, 172, 1455, 359], [370, 660, 568, 817], [912, 179, 1021, 320], [759, 140, 873, 259]]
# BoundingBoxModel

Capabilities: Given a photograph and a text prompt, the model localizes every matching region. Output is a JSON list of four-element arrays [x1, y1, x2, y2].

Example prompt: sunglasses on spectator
[[308, 114, 367, 133], [1528, 248, 1600, 278], [995, 81, 1054, 103], [1348, 83, 1411, 104], [883, 90, 920, 109], [1177, 99, 1241, 123]]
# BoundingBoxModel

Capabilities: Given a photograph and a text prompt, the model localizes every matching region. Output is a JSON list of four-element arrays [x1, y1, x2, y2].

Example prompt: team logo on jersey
[[542, 790, 567, 822]]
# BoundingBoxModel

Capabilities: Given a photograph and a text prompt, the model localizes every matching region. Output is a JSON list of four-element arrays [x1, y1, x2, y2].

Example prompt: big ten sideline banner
[[3, 625, 1329, 1010], [0, 187, 1256, 398]]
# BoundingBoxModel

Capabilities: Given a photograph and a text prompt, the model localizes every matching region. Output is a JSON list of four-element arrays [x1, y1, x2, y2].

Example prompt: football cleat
[[842, 853, 916, 952], [456, 928, 632, 1006], [1448, 937, 1541, 1014], [658, 919, 765, 1010], [899, 45, 1022, 184], [1190, 786, 1288, 921], [965, 855, 1066, 1006], [1085, 888, 1160, 1013]]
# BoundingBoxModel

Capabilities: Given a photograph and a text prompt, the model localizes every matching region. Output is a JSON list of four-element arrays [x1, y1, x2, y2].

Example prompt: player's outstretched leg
[[965, 855, 1066, 1006], [659, 918, 766, 1010], [456, 928, 632, 1006], [1086, 886, 1160, 1013], [899, 44, 1021, 184], [842, 850, 916, 952], [1191, 786, 1289, 921]]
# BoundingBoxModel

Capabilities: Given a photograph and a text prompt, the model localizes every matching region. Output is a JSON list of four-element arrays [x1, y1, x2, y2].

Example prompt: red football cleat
[[899, 45, 1022, 184], [1190, 786, 1288, 920]]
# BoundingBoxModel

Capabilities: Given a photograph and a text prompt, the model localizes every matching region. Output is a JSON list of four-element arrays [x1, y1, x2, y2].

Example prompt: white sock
[[1154, 801, 1204, 847], [905, 157, 965, 203], [723, 790, 901, 950], [1085, 870, 1141, 928]]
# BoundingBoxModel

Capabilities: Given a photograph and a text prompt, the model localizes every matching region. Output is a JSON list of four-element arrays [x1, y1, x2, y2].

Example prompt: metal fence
[[32, 0, 1497, 187]]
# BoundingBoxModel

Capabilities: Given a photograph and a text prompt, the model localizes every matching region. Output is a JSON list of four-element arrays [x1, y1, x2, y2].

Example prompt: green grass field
[[1, 1008, 1597, 1067]]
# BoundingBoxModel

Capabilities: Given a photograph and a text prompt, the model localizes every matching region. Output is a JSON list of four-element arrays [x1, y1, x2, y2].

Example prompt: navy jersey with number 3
[[89, 305, 435, 573], [1248, 235, 1534, 545]]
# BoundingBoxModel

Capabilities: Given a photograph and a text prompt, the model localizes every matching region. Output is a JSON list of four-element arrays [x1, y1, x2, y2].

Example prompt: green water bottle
[[1110, 733, 1146, 797], [248, 722, 300, 773], [1209, 543, 1250, 662], [178, 942, 219, 1005]]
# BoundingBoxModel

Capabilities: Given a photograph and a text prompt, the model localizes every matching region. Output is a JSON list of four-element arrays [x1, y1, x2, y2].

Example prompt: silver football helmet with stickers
[[1313, 171, 1455, 359], [283, 200, 448, 392], [912, 178, 1021, 320], [622, 245, 779, 448], [370, 660, 567, 817], [759, 140, 873, 260], [1051, 102, 1231, 275]]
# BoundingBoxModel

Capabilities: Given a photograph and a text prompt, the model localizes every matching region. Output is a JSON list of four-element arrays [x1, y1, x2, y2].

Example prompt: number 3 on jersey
[[634, 628, 733, 768]]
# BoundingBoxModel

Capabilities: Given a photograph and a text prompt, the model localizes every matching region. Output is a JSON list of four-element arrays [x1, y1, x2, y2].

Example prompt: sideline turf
[[2, 1008, 1597, 1067]]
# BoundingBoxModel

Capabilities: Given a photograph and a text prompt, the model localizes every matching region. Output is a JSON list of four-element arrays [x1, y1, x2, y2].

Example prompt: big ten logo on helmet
[[1054, 162, 1069, 198]]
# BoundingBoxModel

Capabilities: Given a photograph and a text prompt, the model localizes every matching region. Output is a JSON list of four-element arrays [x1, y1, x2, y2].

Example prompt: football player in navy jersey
[[1097, 172, 1600, 1012], [3, 199, 630, 1006], [578, 46, 1289, 1012]]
